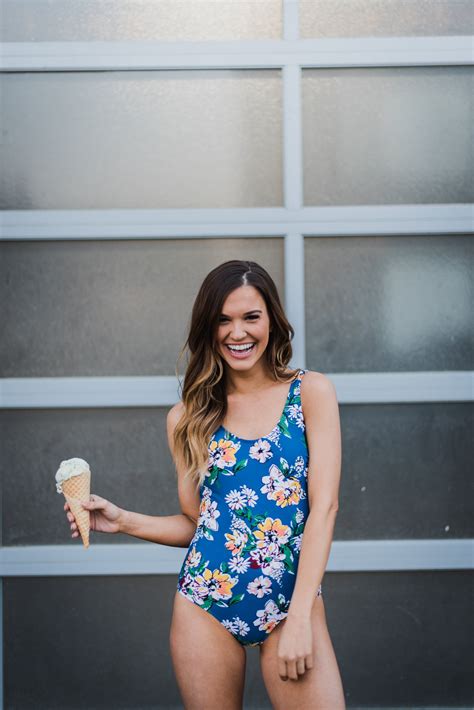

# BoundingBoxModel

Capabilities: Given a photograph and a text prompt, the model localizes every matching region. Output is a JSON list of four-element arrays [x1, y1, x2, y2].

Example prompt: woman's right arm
[[65, 402, 201, 548]]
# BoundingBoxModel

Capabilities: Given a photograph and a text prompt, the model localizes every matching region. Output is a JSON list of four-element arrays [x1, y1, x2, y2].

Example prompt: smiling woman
[[166, 260, 345, 708]]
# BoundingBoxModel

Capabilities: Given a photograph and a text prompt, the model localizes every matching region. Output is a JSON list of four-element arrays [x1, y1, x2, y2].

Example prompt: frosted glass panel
[[305, 235, 473, 372], [303, 66, 473, 205], [2, 402, 471, 545], [0, 70, 282, 209], [4, 573, 474, 708], [1, 407, 179, 546], [0, 0, 282, 41], [0, 238, 284, 377], [300, 0, 474, 38]]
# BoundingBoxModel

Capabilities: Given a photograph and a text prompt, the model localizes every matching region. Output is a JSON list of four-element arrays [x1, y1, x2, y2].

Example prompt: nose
[[230, 320, 247, 340]]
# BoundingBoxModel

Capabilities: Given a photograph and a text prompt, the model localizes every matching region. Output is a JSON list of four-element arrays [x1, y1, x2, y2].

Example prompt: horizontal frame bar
[[0, 372, 472, 408], [1, 36, 472, 71], [1, 539, 472, 576], [1, 205, 472, 239]]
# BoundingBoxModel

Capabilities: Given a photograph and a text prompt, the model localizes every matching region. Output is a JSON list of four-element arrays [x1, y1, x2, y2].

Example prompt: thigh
[[170, 591, 247, 710], [259, 595, 345, 710]]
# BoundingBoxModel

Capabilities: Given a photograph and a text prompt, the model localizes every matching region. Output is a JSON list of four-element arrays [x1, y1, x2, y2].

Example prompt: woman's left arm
[[277, 371, 342, 680]]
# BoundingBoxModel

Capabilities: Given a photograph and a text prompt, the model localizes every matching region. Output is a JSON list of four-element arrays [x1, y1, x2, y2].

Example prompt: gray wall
[[1, 1, 473, 709]]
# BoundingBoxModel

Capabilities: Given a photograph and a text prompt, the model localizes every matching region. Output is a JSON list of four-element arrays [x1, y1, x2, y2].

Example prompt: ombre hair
[[173, 260, 299, 489]]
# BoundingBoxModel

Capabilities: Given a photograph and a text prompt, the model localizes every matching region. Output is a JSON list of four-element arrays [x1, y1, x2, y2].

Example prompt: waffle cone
[[61, 470, 91, 548]]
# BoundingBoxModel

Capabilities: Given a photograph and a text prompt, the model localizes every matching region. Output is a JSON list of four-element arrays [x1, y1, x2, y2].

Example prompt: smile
[[225, 343, 256, 358]]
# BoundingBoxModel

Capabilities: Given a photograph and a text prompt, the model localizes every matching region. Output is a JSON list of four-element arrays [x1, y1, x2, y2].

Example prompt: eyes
[[218, 314, 260, 324]]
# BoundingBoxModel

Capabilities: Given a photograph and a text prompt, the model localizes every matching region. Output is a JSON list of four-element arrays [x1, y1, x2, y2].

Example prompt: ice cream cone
[[61, 469, 91, 548]]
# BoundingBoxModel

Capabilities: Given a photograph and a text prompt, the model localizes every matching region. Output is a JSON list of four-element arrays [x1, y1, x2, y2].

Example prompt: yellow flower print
[[195, 567, 238, 601], [224, 529, 248, 556], [187, 545, 202, 567], [274, 479, 302, 507], [254, 517, 291, 548], [209, 438, 240, 470]]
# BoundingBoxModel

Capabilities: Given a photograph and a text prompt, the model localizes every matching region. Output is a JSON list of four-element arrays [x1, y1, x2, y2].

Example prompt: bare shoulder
[[300, 370, 337, 399], [299, 370, 339, 420], [166, 401, 185, 445], [167, 401, 185, 429]]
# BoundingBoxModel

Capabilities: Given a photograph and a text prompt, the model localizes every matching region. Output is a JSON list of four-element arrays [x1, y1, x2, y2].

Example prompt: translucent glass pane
[[300, 0, 474, 38], [0, 0, 282, 41], [1, 407, 179, 546], [0, 238, 284, 377], [305, 235, 473, 372], [5, 572, 473, 707], [338, 402, 473, 540], [303, 66, 474, 205], [4, 576, 184, 708], [0, 70, 282, 209], [2, 401, 471, 545]]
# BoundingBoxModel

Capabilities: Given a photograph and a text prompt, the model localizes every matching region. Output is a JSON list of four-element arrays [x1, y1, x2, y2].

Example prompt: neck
[[225, 362, 277, 396]]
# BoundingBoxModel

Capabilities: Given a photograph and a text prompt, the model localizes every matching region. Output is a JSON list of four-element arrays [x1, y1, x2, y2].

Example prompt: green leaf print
[[278, 416, 292, 439], [216, 600, 230, 608], [234, 458, 248, 472], [228, 593, 245, 606], [282, 545, 295, 573], [220, 561, 229, 573], [207, 466, 220, 485]]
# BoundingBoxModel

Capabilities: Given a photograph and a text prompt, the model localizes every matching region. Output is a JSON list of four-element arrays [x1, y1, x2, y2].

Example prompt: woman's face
[[216, 285, 271, 372]]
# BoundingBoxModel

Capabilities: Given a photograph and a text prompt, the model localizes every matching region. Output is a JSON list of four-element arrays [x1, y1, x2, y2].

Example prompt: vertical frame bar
[[283, 1, 305, 368]]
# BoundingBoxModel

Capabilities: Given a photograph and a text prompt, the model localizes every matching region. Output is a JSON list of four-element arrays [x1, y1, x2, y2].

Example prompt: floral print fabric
[[176, 369, 322, 647]]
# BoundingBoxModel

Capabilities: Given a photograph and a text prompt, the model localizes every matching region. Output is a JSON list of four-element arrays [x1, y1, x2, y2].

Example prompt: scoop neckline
[[219, 370, 303, 443]]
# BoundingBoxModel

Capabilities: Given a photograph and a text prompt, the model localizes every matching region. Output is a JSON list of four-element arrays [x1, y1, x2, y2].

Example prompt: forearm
[[119, 510, 197, 547], [288, 507, 338, 618]]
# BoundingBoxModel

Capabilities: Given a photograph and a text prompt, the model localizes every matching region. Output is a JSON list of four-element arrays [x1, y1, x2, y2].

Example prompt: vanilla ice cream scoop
[[55, 457, 91, 494]]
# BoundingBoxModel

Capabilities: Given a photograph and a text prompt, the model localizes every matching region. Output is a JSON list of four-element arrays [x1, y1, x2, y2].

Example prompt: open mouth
[[225, 343, 256, 358]]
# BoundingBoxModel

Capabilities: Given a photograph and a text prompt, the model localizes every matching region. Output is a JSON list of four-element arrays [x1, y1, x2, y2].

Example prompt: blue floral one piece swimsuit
[[176, 368, 322, 647]]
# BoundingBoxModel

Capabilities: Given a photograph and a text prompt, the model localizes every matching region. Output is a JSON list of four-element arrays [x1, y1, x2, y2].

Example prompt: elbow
[[310, 500, 339, 516]]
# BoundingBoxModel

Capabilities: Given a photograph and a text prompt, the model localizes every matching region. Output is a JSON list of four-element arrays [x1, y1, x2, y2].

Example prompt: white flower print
[[294, 456, 305, 474], [224, 528, 249, 556], [249, 438, 273, 463], [199, 497, 220, 531], [230, 514, 252, 534], [241, 485, 259, 507], [221, 619, 236, 632], [247, 575, 272, 598], [228, 555, 251, 574], [287, 404, 305, 430], [253, 599, 285, 632], [249, 545, 285, 582], [291, 533, 303, 552], [295, 509, 305, 524], [266, 427, 281, 448], [225, 489, 247, 510], [233, 617, 250, 637], [187, 546, 202, 567], [260, 465, 285, 498]]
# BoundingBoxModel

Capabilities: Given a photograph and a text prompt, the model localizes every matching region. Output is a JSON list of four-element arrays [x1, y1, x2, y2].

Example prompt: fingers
[[80, 494, 105, 509], [278, 655, 313, 682], [278, 657, 288, 682]]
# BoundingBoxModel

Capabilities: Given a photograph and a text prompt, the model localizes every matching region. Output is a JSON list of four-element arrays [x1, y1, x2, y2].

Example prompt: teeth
[[227, 343, 254, 351]]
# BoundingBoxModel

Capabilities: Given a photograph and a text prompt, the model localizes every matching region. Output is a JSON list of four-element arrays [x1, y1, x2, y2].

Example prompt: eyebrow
[[220, 309, 262, 317]]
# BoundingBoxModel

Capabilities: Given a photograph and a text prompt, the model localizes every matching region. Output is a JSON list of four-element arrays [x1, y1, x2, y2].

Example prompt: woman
[[64, 260, 345, 709]]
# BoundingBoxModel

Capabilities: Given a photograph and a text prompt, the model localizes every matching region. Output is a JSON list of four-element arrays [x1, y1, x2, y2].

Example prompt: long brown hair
[[173, 260, 299, 489]]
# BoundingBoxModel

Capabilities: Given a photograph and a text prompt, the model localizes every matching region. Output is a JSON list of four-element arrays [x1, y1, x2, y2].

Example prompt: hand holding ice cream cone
[[56, 457, 92, 547], [65, 494, 123, 537]]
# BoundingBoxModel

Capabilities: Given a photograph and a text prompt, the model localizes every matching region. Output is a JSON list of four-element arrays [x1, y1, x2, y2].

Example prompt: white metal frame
[[1, 2, 473, 706]]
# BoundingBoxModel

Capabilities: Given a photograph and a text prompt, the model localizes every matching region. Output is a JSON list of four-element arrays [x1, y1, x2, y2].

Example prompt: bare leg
[[170, 591, 247, 710], [259, 595, 345, 710]]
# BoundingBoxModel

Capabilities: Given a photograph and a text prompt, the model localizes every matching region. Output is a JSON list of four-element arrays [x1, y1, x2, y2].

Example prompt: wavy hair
[[173, 260, 299, 489]]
